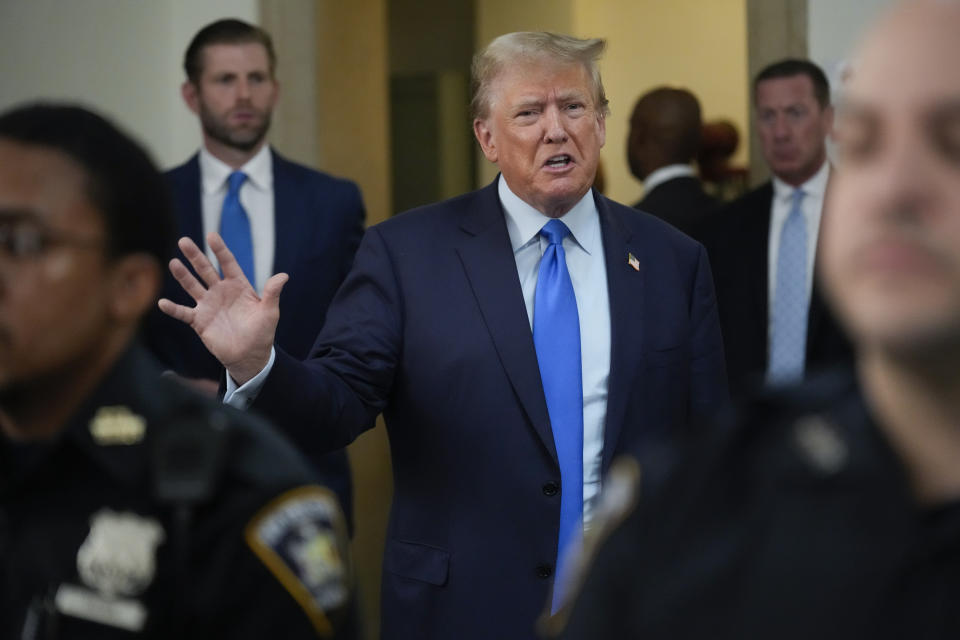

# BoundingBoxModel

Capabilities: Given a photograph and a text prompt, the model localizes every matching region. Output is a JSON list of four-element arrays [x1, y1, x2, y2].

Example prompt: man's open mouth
[[545, 154, 573, 168]]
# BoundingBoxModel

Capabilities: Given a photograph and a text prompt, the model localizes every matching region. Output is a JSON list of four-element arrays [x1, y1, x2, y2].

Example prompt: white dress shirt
[[199, 144, 275, 292], [498, 177, 611, 529], [642, 163, 696, 195], [767, 160, 830, 359]]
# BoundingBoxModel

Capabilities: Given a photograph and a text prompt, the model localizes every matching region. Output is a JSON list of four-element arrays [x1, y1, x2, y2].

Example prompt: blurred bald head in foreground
[[821, 0, 960, 504], [824, 0, 960, 371]]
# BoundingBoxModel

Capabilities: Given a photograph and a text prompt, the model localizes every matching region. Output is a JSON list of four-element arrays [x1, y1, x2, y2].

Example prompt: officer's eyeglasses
[[0, 213, 104, 260]]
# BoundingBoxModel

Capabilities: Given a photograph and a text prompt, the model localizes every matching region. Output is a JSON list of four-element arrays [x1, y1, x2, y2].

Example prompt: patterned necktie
[[219, 171, 256, 288], [533, 219, 584, 613], [768, 189, 809, 385]]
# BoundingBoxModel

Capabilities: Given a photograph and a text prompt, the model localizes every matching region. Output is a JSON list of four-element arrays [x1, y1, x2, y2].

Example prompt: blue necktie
[[533, 219, 584, 613], [768, 189, 808, 384], [219, 171, 256, 288]]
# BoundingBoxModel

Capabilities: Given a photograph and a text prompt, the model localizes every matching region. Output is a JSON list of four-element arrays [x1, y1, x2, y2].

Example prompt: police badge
[[53, 509, 166, 631], [77, 508, 166, 597]]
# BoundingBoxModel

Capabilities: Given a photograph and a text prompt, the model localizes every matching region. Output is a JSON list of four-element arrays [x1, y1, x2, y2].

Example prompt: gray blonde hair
[[470, 32, 611, 121]]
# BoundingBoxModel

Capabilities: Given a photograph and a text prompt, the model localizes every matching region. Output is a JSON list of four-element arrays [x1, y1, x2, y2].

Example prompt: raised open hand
[[158, 232, 288, 386]]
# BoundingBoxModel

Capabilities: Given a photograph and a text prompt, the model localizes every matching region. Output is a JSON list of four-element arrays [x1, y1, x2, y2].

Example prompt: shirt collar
[[199, 143, 273, 195], [498, 175, 600, 256], [772, 160, 830, 202], [643, 163, 696, 194]]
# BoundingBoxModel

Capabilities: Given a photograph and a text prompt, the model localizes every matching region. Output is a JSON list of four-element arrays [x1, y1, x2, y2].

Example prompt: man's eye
[[0, 225, 45, 258]]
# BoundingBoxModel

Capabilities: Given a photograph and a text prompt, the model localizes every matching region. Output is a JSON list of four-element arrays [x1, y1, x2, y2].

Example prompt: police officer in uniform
[[0, 104, 355, 639], [554, 1, 960, 638]]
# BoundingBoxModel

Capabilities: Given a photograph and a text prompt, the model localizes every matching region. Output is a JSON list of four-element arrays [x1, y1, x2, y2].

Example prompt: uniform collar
[[1, 346, 159, 492]]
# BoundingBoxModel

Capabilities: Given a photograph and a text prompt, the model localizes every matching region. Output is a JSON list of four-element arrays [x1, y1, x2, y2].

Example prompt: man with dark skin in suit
[[628, 87, 717, 237]]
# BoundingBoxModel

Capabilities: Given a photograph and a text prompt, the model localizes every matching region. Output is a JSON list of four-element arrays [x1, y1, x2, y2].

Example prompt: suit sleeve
[[337, 182, 366, 284], [687, 243, 729, 423], [253, 226, 401, 452]]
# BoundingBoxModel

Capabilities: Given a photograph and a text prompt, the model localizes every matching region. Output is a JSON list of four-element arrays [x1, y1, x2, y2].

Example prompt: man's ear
[[108, 255, 163, 324], [181, 81, 200, 116], [473, 118, 498, 163]]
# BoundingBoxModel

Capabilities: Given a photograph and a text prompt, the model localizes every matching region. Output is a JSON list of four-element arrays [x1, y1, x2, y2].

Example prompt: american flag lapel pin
[[627, 252, 640, 271]]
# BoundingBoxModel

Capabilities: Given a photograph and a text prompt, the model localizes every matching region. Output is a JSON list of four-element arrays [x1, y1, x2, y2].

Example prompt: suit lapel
[[595, 195, 644, 470], [177, 154, 205, 251], [751, 184, 774, 362], [271, 150, 304, 275], [806, 285, 829, 352], [456, 182, 558, 464]]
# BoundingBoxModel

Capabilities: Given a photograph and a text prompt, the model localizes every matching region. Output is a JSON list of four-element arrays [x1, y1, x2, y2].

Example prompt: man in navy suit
[[159, 31, 727, 639], [699, 59, 851, 399], [142, 19, 365, 526]]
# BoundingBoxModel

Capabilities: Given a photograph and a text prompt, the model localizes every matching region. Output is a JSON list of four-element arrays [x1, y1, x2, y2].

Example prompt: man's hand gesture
[[158, 232, 287, 386]]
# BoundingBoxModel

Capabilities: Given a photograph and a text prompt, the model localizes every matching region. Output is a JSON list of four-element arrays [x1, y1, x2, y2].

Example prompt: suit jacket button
[[542, 481, 559, 496], [536, 564, 553, 579]]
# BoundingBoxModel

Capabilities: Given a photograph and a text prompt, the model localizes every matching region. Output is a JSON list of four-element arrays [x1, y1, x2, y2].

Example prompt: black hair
[[0, 103, 175, 266], [184, 18, 276, 83], [754, 58, 831, 108]]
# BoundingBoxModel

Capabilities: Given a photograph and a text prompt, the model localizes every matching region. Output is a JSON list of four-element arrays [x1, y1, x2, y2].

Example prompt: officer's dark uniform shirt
[[0, 346, 354, 639], [559, 368, 960, 640]]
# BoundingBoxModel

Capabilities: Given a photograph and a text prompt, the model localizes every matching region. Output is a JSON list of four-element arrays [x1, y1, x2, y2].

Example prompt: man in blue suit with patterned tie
[[143, 19, 365, 527], [698, 59, 851, 399], [159, 31, 727, 639]]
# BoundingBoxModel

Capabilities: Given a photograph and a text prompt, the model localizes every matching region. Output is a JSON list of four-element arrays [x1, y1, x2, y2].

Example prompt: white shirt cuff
[[223, 347, 276, 409]]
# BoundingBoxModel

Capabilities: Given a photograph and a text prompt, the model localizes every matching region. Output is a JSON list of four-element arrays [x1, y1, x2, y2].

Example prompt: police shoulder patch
[[245, 486, 350, 636]]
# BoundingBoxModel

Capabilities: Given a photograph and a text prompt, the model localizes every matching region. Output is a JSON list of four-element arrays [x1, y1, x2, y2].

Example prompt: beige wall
[[316, 0, 392, 225], [261, 0, 320, 169], [472, 0, 749, 205]]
